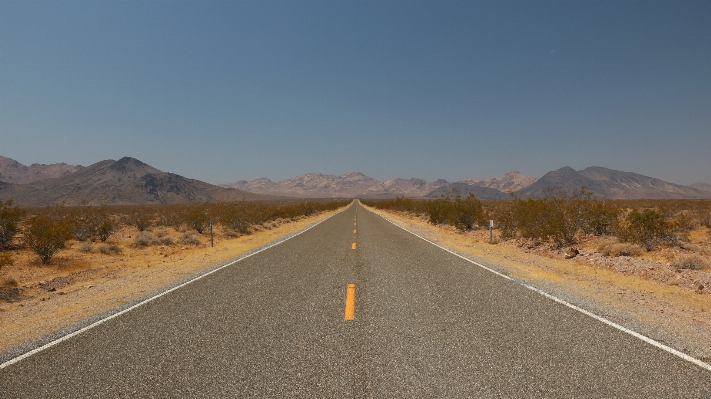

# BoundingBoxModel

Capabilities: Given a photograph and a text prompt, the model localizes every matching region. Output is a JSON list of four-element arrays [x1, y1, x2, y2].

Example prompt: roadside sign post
[[489, 220, 493, 244], [210, 222, 214, 247]]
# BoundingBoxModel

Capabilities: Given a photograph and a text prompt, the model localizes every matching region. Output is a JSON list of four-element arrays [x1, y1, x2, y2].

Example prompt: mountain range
[[0, 156, 265, 207], [518, 166, 711, 199], [0, 155, 709, 206], [224, 171, 535, 199]]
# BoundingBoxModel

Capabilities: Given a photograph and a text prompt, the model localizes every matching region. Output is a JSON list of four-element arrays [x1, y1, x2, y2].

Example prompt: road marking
[[352, 242, 357, 249], [0, 210, 348, 370], [354, 230, 357, 233], [344, 284, 356, 320], [371, 208, 711, 373]]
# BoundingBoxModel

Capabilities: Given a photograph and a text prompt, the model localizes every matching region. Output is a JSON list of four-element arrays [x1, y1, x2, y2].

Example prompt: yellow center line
[[354, 229, 356, 233], [344, 284, 356, 320], [351, 242, 357, 249]]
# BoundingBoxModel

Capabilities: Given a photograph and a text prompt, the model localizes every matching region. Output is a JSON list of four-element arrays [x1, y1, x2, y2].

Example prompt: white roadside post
[[489, 219, 494, 244]]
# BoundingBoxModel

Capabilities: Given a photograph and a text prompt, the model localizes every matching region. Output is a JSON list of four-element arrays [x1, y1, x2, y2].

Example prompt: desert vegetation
[[364, 189, 711, 296], [0, 199, 347, 268], [364, 188, 711, 250]]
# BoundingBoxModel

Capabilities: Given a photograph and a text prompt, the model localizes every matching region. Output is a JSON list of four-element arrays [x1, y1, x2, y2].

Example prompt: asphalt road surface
[[2, 202, 710, 398]]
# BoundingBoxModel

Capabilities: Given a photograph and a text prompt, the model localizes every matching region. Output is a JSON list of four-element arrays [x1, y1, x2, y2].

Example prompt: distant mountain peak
[[517, 166, 711, 199]]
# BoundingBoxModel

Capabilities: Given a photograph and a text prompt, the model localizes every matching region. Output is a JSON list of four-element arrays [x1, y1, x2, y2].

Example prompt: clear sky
[[1, 1, 709, 185]]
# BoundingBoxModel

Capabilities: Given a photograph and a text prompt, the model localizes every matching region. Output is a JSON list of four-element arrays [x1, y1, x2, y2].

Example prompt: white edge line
[[367, 206, 711, 373], [1, 203, 352, 370]]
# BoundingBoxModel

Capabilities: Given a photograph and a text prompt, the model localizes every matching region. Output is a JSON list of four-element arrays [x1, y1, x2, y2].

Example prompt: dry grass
[[597, 242, 644, 257], [671, 254, 709, 271], [0, 206, 347, 353]]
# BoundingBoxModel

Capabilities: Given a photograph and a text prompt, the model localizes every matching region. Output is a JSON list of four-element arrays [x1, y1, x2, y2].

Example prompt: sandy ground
[[0, 208, 345, 355], [364, 206, 711, 363]]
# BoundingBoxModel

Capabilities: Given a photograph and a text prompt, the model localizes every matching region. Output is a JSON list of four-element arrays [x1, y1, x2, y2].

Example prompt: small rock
[[58, 291, 66, 295], [564, 248, 580, 259], [48, 287, 56, 292]]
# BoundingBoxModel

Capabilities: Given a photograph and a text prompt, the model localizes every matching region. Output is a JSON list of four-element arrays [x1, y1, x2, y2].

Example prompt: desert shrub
[[671, 254, 709, 271], [438, 191, 485, 231], [160, 236, 175, 246], [580, 200, 619, 236], [0, 199, 25, 249], [597, 242, 643, 257], [178, 233, 201, 246], [24, 209, 73, 264], [96, 218, 118, 242], [159, 209, 184, 231], [134, 232, 159, 247], [617, 209, 681, 251], [127, 211, 153, 231], [98, 244, 122, 255], [699, 211, 711, 228], [4, 278, 18, 287], [79, 241, 93, 253], [670, 210, 697, 231], [493, 207, 517, 240], [155, 229, 168, 238], [69, 205, 100, 241], [0, 252, 13, 270], [219, 203, 254, 234], [183, 204, 211, 234]]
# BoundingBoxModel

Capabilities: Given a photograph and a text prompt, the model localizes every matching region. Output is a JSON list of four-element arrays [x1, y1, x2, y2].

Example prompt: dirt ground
[[0, 208, 345, 354], [364, 206, 711, 363]]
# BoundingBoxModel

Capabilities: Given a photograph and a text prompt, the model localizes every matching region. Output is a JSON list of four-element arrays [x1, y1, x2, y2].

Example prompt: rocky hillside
[[459, 171, 537, 193], [0, 156, 84, 184], [0, 157, 266, 206], [517, 166, 711, 199]]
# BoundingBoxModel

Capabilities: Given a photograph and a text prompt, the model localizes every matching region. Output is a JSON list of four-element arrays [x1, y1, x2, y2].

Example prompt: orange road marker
[[354, 229, 357, 233], [351, 242, 357, 249], [344, 284, 356, 320]]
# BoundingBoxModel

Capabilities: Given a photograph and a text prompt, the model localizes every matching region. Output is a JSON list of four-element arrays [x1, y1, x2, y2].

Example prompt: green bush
[[618, 209, 677, 251], [24, 210, 73, 264]]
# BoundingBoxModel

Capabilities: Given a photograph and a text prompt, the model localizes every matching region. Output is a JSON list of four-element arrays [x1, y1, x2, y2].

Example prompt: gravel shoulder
[[365, 206, 711, 363]]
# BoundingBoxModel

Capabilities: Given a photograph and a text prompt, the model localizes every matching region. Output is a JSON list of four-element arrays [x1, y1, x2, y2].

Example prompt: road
[[2, 201, 710, 398]]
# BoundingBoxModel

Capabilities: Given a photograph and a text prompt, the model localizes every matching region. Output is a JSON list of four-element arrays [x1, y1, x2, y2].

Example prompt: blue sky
[[1, 0, 710, 185]]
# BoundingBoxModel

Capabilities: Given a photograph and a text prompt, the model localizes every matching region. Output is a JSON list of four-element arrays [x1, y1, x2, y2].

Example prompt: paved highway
[[2, 202, 710, 398]]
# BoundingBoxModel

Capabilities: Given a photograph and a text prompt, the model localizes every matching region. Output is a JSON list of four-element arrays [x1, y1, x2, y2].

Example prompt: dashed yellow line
[[354, 229, 356, 233], [352, 242, 357, 250], [344, 284, 356, 320]]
